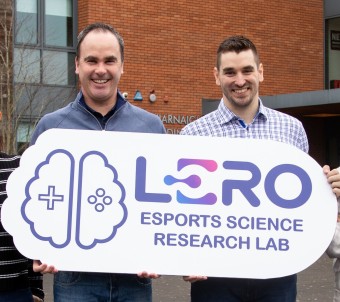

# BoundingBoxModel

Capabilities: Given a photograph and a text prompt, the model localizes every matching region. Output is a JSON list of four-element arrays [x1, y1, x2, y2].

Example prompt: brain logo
[[21, 149, 127, 250]]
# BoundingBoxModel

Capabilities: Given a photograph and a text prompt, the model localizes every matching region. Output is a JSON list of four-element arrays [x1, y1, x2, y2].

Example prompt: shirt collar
[[216, 97, 268, 125], [78, 90, 126, 117]]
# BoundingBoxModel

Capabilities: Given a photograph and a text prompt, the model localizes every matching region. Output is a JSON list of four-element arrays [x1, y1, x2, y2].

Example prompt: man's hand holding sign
[[1, 129, 338, 279]]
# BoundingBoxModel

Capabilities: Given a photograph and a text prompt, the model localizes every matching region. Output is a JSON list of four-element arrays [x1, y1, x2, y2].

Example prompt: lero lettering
[[135, 157, 312, 209]]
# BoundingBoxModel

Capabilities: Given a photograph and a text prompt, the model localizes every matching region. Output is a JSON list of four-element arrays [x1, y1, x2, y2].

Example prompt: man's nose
[[234, 73, 246, 86], [95, 63, 106, 74]]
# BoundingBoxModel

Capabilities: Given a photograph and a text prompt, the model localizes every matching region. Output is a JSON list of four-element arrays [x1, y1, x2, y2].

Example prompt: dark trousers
[[191, 274, 297, 302], [0, 288, 33, 302]]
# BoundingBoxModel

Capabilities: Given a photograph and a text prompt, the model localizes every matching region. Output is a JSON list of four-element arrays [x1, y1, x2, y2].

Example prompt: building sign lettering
[[158, 114, 200, 134], [331, 30, 340, 50]]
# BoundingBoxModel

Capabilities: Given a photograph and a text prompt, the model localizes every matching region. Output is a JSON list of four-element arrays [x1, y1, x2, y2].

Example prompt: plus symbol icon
[[38, 186, 64, 210]]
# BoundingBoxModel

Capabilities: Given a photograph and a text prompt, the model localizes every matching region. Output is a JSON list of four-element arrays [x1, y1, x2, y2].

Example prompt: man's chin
[[229, 95, 251, 105]]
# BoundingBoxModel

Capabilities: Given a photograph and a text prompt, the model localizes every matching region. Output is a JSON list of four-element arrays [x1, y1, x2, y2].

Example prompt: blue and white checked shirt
[[180, 99, 309, 153]]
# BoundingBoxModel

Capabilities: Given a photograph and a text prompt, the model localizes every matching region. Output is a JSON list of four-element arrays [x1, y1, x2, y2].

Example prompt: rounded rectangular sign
[[1, 129, 337, 278]]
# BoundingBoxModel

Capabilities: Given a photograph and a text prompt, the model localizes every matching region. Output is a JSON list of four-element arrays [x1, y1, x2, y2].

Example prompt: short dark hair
[[76, 22, 125, 62], [216, 35, 260, 70]]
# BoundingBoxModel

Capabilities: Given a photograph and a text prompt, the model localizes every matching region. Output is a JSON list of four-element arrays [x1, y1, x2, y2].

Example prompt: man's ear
[[214, 67, 220, 86], [258, 63, 264, 82], [75, 57, 79, 75]]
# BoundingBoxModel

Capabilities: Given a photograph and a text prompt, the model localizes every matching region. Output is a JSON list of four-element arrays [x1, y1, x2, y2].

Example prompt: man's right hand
[[33, 260, 58, 274], [183, 276, 207, 283]]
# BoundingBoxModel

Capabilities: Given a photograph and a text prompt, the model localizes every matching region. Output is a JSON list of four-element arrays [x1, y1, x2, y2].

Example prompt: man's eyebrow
[[221, 65, 255, 72], [104, 55, 118, 61], [222, 67, 235, 73], [222, 67, 235, 72], [83, 55, 118, 61], [83, 55, 97, 61], [242, 65, 255, 70]]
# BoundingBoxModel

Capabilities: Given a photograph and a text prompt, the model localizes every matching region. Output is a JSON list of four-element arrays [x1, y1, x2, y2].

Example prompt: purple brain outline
[[75, 151, 127, 249], [21, 149, 75, 248]]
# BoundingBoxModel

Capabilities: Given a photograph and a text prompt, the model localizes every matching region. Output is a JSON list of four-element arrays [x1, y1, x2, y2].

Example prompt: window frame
[[14, 0, 77, 87]]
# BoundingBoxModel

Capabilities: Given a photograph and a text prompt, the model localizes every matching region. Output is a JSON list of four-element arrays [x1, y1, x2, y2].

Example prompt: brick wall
[[78, 0, 324, 133]]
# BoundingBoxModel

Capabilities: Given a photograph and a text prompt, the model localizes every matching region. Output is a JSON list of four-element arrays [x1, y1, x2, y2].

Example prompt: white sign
[[1, 129, 337, 278]]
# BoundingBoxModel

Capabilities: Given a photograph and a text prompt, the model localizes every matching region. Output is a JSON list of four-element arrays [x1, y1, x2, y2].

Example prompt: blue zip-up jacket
[[31, 91, 166, 144]]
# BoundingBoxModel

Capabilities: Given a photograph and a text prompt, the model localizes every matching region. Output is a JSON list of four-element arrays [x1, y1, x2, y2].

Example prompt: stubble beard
[[223, 87, 256, 110]]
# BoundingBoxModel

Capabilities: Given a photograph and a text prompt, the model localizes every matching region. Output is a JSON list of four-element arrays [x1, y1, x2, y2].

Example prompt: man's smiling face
[[75, 30, 124, 110], [214, 49, 263, 115]]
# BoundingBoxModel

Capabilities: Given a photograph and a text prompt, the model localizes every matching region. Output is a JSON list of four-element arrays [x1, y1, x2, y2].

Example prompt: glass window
[[43, 51, 75, 85], [17, 122, 35, 154], [15, 0, 38, 44], [14, 0, 76, 86], [45, 0, 73, 47], [17, 123, 35, 143], [14, 48, 40, 83]]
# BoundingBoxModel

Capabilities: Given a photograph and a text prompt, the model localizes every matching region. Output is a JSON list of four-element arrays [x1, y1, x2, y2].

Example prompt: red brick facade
[[78, 0, 324, 133]]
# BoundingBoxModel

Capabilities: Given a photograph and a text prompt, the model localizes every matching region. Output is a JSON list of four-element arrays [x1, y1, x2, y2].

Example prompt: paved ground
[[43, 253, 335, 301]]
